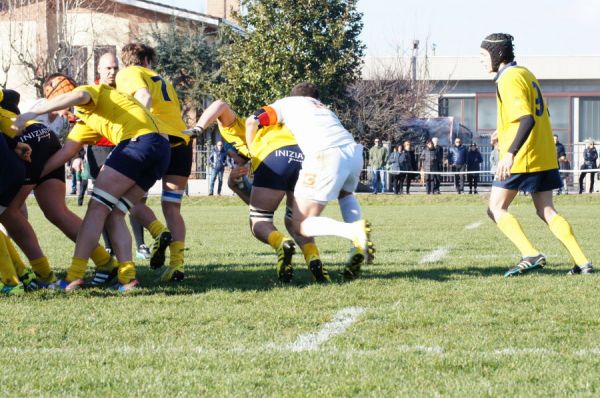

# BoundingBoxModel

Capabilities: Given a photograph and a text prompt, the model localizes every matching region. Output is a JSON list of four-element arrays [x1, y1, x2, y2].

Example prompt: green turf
[[2, 194, 600, 396]]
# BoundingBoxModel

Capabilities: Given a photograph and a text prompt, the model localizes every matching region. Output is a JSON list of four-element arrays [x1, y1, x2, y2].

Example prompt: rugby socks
[[30, 256, 53, 280], [301, 217, 356, 241], [148, 220, 167, 239], [90, 245, 112, 267], [302, 242, 320, 264], [129, 214, 145, 247], [5, 234, 26, 276], [496, 213, 539, 257], [0, 234, 19, 285], [267, 231, 285, 250], [117, 261, 136, 284], [548, 214, 589, 266], [339, 195, 362, 223], [169, 241, 185, 268], [66, 257, 88, 282]]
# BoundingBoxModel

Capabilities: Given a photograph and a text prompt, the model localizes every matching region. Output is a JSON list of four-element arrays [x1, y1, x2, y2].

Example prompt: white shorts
[[294, 143, 363, 204]]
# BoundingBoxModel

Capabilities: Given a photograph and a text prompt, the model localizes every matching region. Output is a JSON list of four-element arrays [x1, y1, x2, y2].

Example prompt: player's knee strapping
[[249, 206, 274, 223], [91, 188, 119, 210], [115, 197, 134, 214], [162, 190, 185, 204]]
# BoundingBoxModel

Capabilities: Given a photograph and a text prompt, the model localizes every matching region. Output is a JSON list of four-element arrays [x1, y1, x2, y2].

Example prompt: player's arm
[[12, 91, 91, 133], [246, 106, 278, 151], [40, 139, 84, 178], [133, 88, 152, 109]]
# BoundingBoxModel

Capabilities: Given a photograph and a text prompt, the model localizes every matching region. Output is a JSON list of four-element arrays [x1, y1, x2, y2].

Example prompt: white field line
[[284, 307, 365, 352], [465, 220, 484, 230], [419, 247, 450, 264]]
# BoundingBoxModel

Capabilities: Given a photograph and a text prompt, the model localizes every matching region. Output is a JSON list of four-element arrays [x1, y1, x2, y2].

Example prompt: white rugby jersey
[[265, 96, 355, 154]]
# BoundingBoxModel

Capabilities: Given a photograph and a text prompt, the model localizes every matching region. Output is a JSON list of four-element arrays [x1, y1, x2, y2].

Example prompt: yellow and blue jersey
[[496, 65, 557, 173], [116, 66, 189, 144]]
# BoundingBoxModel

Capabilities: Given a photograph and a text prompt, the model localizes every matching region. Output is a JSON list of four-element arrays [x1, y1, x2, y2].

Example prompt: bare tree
[[1, 0, 114, 94], [338, 48, 450, 144]]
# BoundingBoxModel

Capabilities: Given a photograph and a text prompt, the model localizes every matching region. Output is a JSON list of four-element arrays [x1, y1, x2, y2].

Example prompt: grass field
[[2, 193, 600, 397]]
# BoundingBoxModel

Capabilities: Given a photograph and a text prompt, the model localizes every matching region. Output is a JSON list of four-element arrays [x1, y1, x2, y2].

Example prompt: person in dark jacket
[[466, 143, 483, 194], [579, 139, 597, 194], [398, 140, 417, 194], [554, 134, 566, 160], [448, 137, 468, 194], [419, 139, 439, 195], [431, 137, 444, 194], [208, 141, 227, 195], [387, 145, 402, 194]]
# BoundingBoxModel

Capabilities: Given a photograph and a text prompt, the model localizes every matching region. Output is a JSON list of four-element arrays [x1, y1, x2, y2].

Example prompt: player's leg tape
[[161, 190, 185, 204], [91, 188, 119, 210], [115, 197, 134, 214], [249, 206, 274, 223], [285, 206, 293, 220]]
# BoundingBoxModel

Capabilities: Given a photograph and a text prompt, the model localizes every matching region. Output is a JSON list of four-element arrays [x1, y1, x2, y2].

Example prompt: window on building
[[579, 97, 600, 142], [547, 96, 570, 144], [67, 46, 89, 85], [439, 97, 476, 133], [476, 96, 496, 131]]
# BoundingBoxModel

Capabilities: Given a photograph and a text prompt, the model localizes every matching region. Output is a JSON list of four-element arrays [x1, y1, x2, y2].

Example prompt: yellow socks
[[30, 256, 52, 280], [117, 261, 136, 284], [148, 220, 167, 239], [496, 213, 539, 257], [302, 242, 320, 264], [267, 231, 285, 250], [66, 257, 88, 282], [169, 241, 185, 268], [4, 234, 25, 277], [90, 245, 112, 267], [548, 214, 589, 266], [0, 234, 19, 285]]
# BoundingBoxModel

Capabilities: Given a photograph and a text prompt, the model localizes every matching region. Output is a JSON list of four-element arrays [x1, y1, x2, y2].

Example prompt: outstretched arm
[[40, 140, 84, 178]]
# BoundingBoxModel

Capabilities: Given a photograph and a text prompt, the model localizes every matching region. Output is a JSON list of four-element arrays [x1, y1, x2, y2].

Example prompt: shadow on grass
[[361, 265, 571, 282]]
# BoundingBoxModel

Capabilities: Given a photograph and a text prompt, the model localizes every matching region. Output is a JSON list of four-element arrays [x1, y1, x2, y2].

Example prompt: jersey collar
[[493, 61, 517, 83]]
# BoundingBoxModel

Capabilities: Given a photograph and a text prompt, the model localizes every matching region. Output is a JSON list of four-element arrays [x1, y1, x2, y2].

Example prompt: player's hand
[[15, 142, 32, 162], [182, 126, 204, 138], [495, 153, 514, 181], [230, 165, 249, 180], [11, 112, 37, 134]]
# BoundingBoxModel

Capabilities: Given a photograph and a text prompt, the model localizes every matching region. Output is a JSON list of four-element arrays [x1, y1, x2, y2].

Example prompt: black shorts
[[492, 169, 562, 193], [105, 134, 171, 192], [253, 145, 303, 191], [166, 141, 193, 177], [0, 134, 25, 208], [87, 145, 114, 179], [18, 124, 64, 185]]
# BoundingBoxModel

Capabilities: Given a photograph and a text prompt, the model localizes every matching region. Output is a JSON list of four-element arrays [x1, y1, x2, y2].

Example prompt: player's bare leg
[[158, 174, 188, 282]]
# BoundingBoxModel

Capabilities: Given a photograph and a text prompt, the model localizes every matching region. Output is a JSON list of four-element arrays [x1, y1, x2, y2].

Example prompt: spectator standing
[[466, 143, 483, 194], [369, 138, 388, 194], [208, 141, 227, 195], [419, 139, 439, 195], [387, 145, 402, 194], [431, 137, 444, 194], [490, 138, 499, 175], [558, 155, 571, 195], [579, 139, 597, 194], [398, 140, 417, 194], [554, 134, 566, 161], [448, 137, 468, 194]]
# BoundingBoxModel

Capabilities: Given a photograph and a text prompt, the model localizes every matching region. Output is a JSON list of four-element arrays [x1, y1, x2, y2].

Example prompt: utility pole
[[411, 40, 419, 81]]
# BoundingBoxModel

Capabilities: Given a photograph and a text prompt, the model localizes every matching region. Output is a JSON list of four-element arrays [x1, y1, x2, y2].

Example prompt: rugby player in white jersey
[[245, 82, 374, 278]]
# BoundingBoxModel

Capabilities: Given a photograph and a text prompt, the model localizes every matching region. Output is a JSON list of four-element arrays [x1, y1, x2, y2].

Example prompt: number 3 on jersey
[[151, 75, 171, 102], [532, 81, 544, 117]]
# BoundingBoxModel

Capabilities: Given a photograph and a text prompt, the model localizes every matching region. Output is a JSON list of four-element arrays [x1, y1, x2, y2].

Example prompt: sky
[[158, 0, 600, 57]]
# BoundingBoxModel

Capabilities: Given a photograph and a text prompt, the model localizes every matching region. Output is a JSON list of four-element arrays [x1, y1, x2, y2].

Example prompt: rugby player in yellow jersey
[[12, 78, 173, 292], [0, 85, 115, 290], [116, 43, 192, 282], [189, 100, 329, 282], [480, 33, 592, 276]]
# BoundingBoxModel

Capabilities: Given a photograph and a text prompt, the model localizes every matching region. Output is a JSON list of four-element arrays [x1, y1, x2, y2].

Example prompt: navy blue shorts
[[166, 141, 193, 177], [0, 134, 25, 208], [87, 145, 114, 179], [492, 169, 562, 193], [18, 124, 64, 185], [104, 133, 171, 192], [253, 145, 303, 191]]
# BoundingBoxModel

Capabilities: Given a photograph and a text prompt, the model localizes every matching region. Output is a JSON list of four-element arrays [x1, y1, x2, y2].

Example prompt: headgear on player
[[42, 73, 77, 99], [480, 33, 515, 73], [0, 89, 20, 114]]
